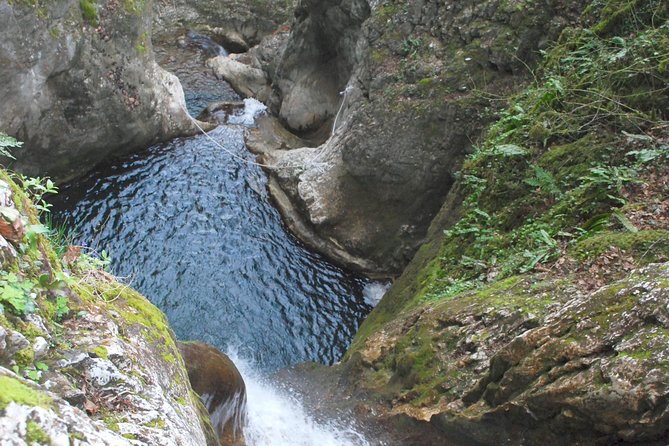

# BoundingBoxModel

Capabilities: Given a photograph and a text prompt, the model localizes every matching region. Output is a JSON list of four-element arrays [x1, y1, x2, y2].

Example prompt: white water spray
[[227, 351, 370, 446], [228, 98, 268, 126], [362, 281, 391, 307]]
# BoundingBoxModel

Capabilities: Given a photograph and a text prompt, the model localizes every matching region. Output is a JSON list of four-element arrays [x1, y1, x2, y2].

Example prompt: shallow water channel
[[51, 33, 376, 373]]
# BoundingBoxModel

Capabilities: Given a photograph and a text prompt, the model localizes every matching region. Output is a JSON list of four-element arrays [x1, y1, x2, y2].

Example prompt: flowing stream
[[51, 31, 379, 445]]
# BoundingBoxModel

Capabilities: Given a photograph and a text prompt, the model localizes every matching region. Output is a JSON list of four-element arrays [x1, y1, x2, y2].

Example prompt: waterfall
[[227, 351, 371, 446]]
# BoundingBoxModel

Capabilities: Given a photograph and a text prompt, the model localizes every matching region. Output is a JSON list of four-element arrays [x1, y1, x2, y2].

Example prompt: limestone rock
[[258, 0, 585, 275], [32, 337, 48, 360], [267, 0, 371, 134], [344, 263, 669, 445], [0, 0, 196, 182], [208, 56, 271, 103], [153, 0, 292, 47]]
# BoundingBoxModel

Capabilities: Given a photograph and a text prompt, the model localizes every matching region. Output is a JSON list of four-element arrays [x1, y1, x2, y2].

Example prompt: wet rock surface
[[179, 342, 247, 446]]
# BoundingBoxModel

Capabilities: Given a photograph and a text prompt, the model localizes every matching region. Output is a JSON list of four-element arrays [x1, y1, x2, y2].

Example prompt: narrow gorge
[[1, 0, 668, 445]]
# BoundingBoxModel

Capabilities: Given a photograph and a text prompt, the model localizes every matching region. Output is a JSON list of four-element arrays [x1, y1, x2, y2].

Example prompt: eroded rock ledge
[[241, 0, 587, 276]]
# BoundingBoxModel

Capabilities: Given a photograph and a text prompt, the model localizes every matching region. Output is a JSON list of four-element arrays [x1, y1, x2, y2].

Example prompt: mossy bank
[[0, 163, 216, 445], [318, 0, 669, 444]]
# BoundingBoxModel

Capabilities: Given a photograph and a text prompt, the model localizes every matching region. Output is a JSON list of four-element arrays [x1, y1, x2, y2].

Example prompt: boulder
[[208, 56, 271, 103], [267, 0, 371, 134], [178, 341, 247, 446], [0, 0, 198, 182]]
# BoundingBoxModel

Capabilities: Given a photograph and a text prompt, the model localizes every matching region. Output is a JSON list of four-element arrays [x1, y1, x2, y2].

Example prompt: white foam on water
[[228, 98, 268, 126], [227, 350, 370, 446], [362, 281, 391, 307]]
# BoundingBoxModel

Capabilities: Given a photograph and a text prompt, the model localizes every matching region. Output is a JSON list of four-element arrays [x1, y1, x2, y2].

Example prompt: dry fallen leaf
[[0, 206, 24, 243], [62, 245, 82, 265], [84, 399, 99, 415]]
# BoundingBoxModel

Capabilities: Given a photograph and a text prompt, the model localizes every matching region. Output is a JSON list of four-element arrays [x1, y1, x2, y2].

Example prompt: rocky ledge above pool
[[0, 172, 220, 445]]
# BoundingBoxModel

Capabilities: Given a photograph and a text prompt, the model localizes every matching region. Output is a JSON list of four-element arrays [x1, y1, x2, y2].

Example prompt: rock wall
[[0, 0, 196, 182], [267, 0, 371, 134], [258, 0, 586, 275], [153, 0, 294, 47], [317, 1, 669, 444]]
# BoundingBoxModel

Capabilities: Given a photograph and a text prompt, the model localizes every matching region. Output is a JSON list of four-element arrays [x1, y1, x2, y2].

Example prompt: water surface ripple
[[52, 125, 372, 371]]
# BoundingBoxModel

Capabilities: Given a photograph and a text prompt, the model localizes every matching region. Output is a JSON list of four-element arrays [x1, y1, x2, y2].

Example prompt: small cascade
[[362, 281, 391, 307], [204, 390, 247, 444], [186, 29, 229, 58], [228, 98, 268, 126], [228, 351, 371, 446]]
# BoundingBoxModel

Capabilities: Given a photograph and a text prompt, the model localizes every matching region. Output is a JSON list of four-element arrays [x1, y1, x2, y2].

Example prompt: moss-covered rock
[[344, 264, 669, 445], [0, 172, 212, 444], [314, 1, 669, 444]]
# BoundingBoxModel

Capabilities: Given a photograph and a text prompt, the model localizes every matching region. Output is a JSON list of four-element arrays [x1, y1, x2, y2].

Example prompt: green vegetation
[[6, 0, 50, 20], [26, 420, 50, 444], [135, 31, 149, 54], [407, 0, 669, 306], [350, 1, 669, 383], [79, 0, 97, 26], [0, 376, 52, 410], [123, 0, 146, 15], [92, 345, 109, 360]]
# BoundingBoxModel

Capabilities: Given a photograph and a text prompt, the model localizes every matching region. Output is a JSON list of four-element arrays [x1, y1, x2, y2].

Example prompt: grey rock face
[[268, 0, 371, 134], [153, 0, 293, 47], [0, 0, 195, 182], [349, 262, 669, 445], [208, 56, 271, 102], [259, 0, 585, 275]]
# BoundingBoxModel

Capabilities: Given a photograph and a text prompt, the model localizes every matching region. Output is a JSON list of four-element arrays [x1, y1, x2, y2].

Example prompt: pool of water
[[51, 33, 374, 372]]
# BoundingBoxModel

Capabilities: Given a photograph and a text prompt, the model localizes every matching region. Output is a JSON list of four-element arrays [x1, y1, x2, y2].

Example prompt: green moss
[[14, 319, 45, 342], [617, 327, 669, 367], [123, 0, 145, 14], [588, 0, 666, 36], [26, 421, 50, 444], [145, 418, 166, 429], [162, 351, 176, 364], [619, 350, 652, 360], [135, 31, 149, 54], [102, 415, 122, 432], [14, 347, 35, 368], [374, 4, 399, 23], [79, 0, 97, 26], [536, 136, 613, 183], [69, 432, 85, 441], [0, 376, 52, 410], [371, 48, 389, 64], [572, 230, 669, 262], [191, 389, 219, 446], [92, 345, 109, 360]]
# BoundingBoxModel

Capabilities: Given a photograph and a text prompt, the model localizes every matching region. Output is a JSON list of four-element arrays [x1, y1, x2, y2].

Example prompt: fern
[[0, 133, 21, 160]]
